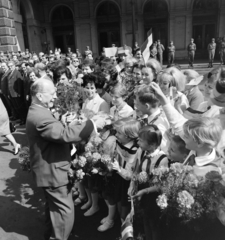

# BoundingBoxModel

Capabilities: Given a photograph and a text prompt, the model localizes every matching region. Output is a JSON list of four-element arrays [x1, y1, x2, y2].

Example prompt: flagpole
[[131, 0, 136, 54]]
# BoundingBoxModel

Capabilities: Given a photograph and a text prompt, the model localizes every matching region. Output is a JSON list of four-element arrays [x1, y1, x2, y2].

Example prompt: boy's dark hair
[[136, 86, 159, 108], [133, 62, 145, 71], [139, 124, 162, 147], [82, 59, 95, 71]]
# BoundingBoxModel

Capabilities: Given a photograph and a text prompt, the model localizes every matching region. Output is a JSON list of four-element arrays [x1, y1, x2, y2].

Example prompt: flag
[[121, 199, 135, 240], [140, 28, 153, 64]]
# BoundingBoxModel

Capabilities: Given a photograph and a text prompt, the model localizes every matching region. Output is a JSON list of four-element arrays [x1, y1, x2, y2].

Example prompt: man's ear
[[145, 103, 150, 110], [36, 93, 42, 101]]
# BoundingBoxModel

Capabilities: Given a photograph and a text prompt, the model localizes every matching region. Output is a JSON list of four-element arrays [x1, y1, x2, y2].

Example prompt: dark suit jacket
[[0, 70, 10, 95], [7, 69, 24, 98], [26, 104, 94, 187]]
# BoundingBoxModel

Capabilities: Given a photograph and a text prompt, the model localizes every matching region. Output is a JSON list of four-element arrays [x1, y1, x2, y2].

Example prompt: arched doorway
[[143, 0, 168, 55], [20, 3, 29, 50], [192, 0, 219, 58], [96, 1, 121, 53], [51, 5, 75, 53]]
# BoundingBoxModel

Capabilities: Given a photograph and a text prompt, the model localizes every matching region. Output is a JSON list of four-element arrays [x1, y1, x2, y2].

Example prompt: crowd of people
[[0, 43, 225, 240]]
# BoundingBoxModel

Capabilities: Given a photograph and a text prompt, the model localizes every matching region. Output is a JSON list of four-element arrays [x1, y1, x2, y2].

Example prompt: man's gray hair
[[30, 77, 53, 96]]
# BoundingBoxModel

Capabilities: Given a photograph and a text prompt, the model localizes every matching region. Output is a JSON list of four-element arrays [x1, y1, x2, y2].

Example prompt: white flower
[[157, 194, 168, 209], [85, 142, 94, 152], [92, 136, 103, 146], [101, 154, 111, 164], [177, 190, 195, 209], [84, 152, 92, 159], [68, 169, 74, 178], [76, 169, 85, 180], [92, 168, 99, 174], [138, 171, 149, 184], [92, 152, 101, 161], [78, 156, 87, 167]]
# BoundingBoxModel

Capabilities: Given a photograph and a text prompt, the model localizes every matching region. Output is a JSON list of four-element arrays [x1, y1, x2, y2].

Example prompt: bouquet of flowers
[[68, 134, 114, 183], [150, 163, 225, 223], [18, 147, 31, 172], [54, 82, 82, 115]]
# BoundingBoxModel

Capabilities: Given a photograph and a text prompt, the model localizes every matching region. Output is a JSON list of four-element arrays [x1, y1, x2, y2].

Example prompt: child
[[82, 62, 95, 75], [131, 125, 169, 240], [111, 118, 141, 223], [150, 82, 223, 177], [167, 134, 190, 163], [158, 68, 189, 112], [134, 85, 170, 153], [110, 84, 134, 121]]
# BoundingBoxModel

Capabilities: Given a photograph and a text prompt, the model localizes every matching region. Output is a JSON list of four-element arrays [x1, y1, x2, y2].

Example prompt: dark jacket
[[26, 104, 94, 187]]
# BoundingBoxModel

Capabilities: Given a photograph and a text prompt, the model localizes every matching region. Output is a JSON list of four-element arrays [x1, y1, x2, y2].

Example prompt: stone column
[[0, 0, 18, 52]]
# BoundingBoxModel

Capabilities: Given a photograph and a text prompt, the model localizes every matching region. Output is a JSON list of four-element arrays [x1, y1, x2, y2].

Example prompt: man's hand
[[131, 189, 147, 201], [150, 82, 168, 106], [61, 112, 69, 125], [112, 160, 121, 173]]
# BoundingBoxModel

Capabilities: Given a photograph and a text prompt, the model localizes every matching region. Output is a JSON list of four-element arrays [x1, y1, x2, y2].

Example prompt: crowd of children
[[45, 48, 225, 240]]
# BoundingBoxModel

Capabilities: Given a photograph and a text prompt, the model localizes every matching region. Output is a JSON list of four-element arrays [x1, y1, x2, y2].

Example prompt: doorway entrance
[[192, 0, 219, 58], [143, 0, 168, 59], [96, 1, 121, 53], [51, 6, 75, 53]]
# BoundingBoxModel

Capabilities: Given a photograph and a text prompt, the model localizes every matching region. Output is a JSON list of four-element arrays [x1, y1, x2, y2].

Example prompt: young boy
[[82, 62, 95, 75], [150, 82, 223, 177], [134, 85, 170, 153]]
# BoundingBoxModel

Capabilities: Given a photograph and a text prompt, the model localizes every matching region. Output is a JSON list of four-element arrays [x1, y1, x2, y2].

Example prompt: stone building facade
[[0, 0, 225, 59]]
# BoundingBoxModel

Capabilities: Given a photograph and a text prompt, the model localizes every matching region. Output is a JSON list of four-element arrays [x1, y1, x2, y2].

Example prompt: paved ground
[[0, 61, 223, 240]]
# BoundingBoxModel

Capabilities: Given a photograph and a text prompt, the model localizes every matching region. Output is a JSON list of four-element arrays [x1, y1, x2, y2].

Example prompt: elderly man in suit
[[7, 61, 26, 124], [26, 78, 102, 240]]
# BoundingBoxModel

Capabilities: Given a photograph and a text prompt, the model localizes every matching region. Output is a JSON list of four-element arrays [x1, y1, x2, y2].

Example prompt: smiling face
[[29, 72, 37, 82], [85, 82, 97, 100], [133, 67, 142, 83], [142, 67, 154, 85], [82, 66, 93, 75], [159, 77, 170, 95]]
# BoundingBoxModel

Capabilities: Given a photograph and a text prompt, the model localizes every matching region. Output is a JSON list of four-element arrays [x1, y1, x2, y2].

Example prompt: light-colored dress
[[0, 98, 10, 136], [82, 93, 109, 117]]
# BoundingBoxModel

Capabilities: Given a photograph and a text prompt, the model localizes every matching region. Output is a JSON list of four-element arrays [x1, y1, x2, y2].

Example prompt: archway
[[20, 3, 29, 50], [51, 5, 75, 53], [143, 0, 168, 53], [96, 1, 121, 53], [192, 0, 219, 58]]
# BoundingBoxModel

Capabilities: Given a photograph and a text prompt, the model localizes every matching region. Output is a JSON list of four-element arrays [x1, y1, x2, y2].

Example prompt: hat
[[186, 75, 204, 86], [210, 78, 225, 107]]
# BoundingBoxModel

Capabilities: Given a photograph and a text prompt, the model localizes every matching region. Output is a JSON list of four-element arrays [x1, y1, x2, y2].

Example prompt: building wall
[[8, 0, 225, 59]]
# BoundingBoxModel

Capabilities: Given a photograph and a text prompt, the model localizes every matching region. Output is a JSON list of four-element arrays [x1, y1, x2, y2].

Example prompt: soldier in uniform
[[133, 42, 140, 53], [167, 41, 176, 67], [84, 46, 93, 58], [219, 37, 225, 65], [207, 38, 216, 68], [157, 39, 165, 65], [150, 43, 157, 59], [76, 49, 82, 64], [187, 38, 196, 68]]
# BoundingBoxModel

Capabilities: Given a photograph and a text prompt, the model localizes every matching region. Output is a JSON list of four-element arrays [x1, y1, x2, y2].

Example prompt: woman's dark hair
[[54, 66, 72, 84], [82, 73, 97, 87], [132, 62, 145, 71], [95, 73, 106, 89]]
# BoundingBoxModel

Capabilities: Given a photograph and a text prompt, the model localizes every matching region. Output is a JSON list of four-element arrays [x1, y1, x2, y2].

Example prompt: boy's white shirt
[[117, 141, 138, 181], [147, 108, 170, 153]]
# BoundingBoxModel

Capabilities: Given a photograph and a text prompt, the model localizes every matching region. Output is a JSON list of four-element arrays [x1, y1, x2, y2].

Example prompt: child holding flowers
[[111, 118, 141, 224], [130, 125, 169, 240]]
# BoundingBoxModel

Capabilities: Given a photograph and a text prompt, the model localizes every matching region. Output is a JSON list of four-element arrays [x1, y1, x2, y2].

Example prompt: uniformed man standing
[[150, 43, 157, 59], [157, 39, 165, 65], [219, 37, 225, 65], [167, 41, 176, 67], [84, 46, 92, 58], [187, 38, 196, 68], [207, 38, 216, 68]]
